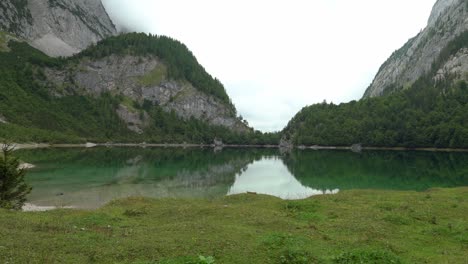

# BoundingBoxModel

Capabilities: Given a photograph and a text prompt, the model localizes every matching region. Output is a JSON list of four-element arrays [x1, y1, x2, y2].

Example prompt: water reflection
[[228, 157, 338, 199], [16, 147, 253, 208], [283, 150, 468, 191], [14, 147, 468, 209]]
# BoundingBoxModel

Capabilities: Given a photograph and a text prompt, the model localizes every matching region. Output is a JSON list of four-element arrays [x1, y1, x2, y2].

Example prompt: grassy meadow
[[0, 188, 467, 263]]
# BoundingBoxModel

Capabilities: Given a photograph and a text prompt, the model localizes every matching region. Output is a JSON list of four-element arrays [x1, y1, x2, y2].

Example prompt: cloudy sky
[[102, 0, 437, 132]]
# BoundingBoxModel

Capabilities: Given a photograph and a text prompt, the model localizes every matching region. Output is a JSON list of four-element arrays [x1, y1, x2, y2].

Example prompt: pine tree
[[0, 144, 32, 210]]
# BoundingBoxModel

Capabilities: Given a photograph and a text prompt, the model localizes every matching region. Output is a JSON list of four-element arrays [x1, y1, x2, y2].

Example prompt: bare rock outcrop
[[435, 48, 468, 81], [116, 104, 150, 134], [45, 55, 248, 132], [364, 0, 468, 97], [0, 0, 117, 57]]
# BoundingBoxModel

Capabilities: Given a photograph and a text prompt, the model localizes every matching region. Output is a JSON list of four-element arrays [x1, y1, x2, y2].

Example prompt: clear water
[[15, 147, 468, 208]]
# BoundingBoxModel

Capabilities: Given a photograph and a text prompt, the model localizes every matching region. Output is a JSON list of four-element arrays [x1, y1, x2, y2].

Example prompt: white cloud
[[103, 0, 437, 132]]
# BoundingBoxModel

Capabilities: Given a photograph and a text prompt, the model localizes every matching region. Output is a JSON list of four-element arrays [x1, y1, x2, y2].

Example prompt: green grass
[[0, 188, 467, 263], [120, 96, 139, 113], [0, 31, 18, 52], [138, 64, 167, 87]]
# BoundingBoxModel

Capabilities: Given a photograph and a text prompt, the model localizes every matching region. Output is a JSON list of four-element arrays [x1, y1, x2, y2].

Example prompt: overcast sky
[[102, 0, 437, 132]]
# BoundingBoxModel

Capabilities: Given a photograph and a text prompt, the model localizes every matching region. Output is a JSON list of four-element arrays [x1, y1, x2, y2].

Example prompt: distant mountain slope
[[283, 19, 468, 148], [0, 34, 272, 144], [283, 80, 468, 148], [0, 0, 117, 57], [364, 0, 468, 97]]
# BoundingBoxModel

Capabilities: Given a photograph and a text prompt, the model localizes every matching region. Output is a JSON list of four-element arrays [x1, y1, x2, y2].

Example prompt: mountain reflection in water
[[228, 157, 338, 199], [14, 148, 468, 209]]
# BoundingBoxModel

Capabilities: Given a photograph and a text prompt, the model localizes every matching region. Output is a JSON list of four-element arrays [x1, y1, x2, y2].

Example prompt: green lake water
[[15, 147, 468, 208]]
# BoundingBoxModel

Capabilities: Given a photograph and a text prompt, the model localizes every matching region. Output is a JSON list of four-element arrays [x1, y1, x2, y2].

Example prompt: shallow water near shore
[[15, 147, 468, 209]]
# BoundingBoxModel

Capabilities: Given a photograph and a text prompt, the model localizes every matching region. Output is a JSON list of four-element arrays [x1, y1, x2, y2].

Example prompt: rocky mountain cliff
[[364, 0, 468, 97], [0, 0, 116, 57], [44, 53, 247, 133]]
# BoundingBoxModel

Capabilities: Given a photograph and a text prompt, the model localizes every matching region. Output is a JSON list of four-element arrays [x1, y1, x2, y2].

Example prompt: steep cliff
[[39, 33, 247, 134], [0, 0, 117, 57], [364, 0, 468, 97], [44, 54, 246, 133]]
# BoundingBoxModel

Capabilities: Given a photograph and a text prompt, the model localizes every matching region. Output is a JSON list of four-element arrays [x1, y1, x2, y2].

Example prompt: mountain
[[0, 1, 281, 144], [0, 0, 117, 57], [364, 0, 468, 97], [283, 80, 468, 148], [283, 0, 468, 149], [45, 33, 249, 134], [0, 32, 265, 144]]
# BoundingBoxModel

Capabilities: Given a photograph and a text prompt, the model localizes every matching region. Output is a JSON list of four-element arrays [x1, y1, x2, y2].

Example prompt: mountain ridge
[[364, 0, 468, 97]]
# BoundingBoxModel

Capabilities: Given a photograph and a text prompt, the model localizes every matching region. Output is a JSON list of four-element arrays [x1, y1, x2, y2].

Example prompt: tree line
[[284, 73, 468, 148]]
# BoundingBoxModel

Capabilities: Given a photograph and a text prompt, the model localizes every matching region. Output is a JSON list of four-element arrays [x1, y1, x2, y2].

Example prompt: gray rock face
[[45, 55, 248, 132], [0, 1, 32, 35], [0, 0, 116, 57], [116, 104, 149, 134], [279, 136, 293, 149], [428, 0, 460, 27], [435, 48, 468, 81], [364, 0, 468, 98]]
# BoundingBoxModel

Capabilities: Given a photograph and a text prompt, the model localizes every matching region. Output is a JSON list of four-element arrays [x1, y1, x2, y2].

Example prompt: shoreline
[[6, 142, 468, 152]]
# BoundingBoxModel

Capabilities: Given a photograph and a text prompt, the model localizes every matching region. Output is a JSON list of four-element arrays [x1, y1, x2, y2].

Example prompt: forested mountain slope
[[283, 0, 468, 149], [0, 33, 279, 144], [283, 32, 468, 148]]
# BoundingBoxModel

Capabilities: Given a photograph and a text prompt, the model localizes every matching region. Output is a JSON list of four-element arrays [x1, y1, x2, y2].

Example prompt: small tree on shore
[[0, 144, 32, 210]]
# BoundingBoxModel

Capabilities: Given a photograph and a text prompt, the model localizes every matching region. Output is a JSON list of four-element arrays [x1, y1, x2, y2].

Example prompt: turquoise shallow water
[[15, 147, 468, 208]]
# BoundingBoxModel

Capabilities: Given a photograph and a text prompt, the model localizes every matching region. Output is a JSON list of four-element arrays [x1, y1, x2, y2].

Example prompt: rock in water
[[351, 144, 362, 153], [18, 163, 35, 170], [213, 138, 224, 147], [85, 142, 97, 148]]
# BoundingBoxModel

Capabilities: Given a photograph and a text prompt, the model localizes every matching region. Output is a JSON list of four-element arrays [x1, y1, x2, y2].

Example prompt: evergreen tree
[[0, 144, 32, 210]]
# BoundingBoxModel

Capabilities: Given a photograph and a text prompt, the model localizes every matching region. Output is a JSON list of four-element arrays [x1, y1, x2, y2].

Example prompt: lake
[[15, 147, 468, 209]]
